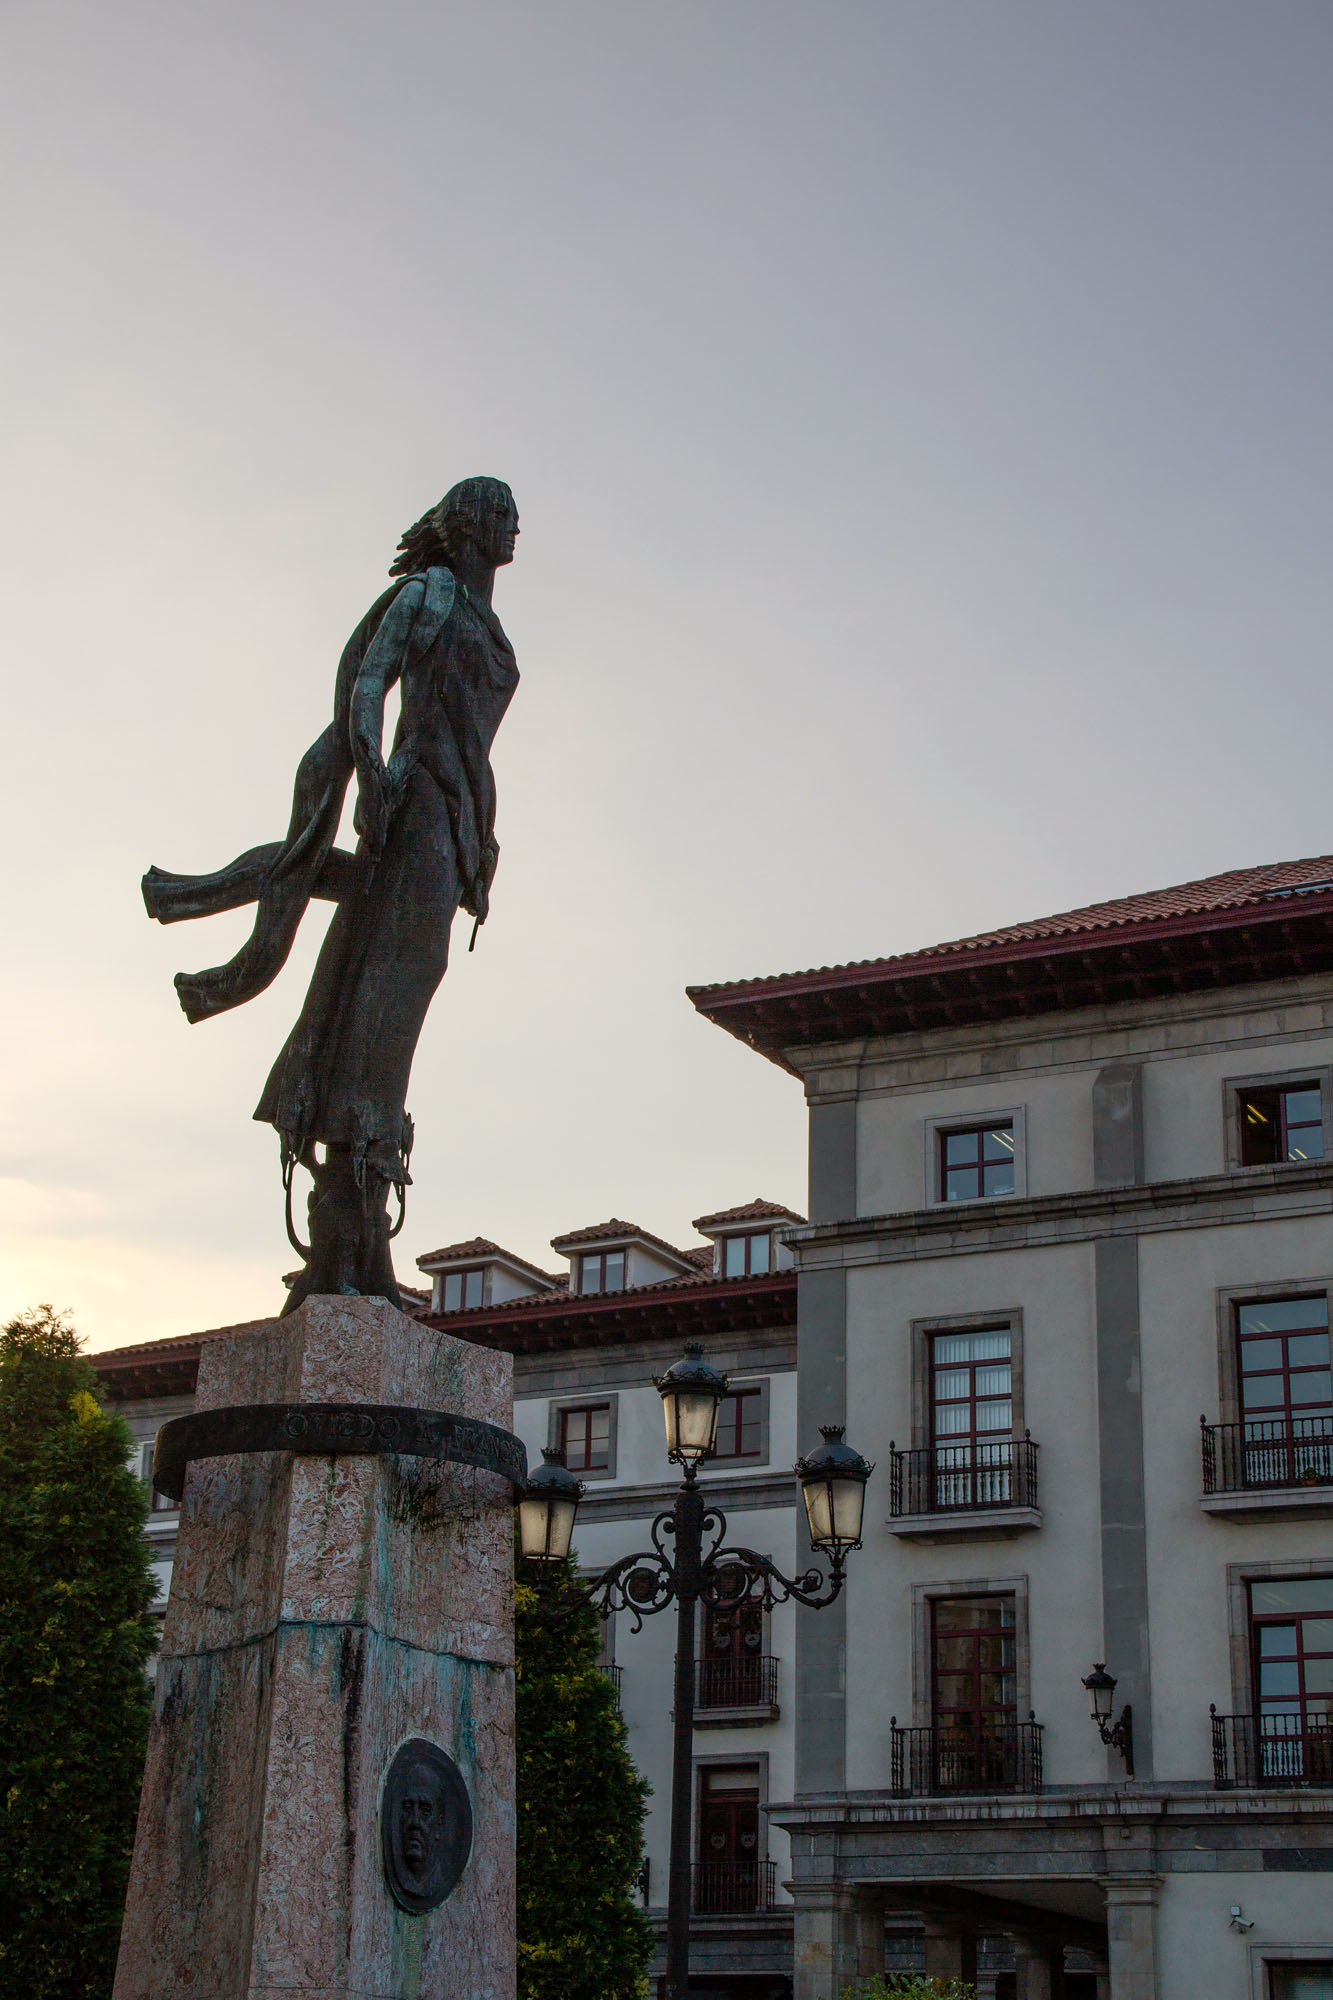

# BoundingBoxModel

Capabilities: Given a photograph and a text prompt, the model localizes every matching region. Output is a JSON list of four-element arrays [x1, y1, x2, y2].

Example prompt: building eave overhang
[[687, 895, 1333, 1072], [420, 1269, 797, 1354]]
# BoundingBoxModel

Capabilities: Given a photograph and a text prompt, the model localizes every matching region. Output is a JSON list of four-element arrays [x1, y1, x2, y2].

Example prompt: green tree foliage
[[0, 1307, 157, 2000], [841, 1980, 978, 2000], [516, 1556, 653, 2000]]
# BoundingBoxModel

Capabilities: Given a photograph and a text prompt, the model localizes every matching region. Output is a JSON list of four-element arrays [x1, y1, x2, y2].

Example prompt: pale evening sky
[[2, 2, 1331, 1351]]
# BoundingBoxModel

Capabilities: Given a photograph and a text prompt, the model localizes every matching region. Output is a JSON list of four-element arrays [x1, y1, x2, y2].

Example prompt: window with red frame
[[712, 1386, 763, 1462], [700, 1596, 764, 1707], [578, 1249, 626, 1295], [1239, 1083, 1324, 1165], [1237, 1297, 1332, 1435], [1249, 1576, 1333, 1781], [722, 1231, 771, 1278], [440, 1267, 485, 1311], [931, 1594, 1017, 1744], [559, 1403, 611, 1473], [929, 1328, 1013, 1506], [696, 1765, 761, 1912], [939, 1123, 1015, 1202]]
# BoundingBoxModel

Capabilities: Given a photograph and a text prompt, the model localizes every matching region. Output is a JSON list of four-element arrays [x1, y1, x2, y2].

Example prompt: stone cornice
[[787, 1162, 1333, 1269]]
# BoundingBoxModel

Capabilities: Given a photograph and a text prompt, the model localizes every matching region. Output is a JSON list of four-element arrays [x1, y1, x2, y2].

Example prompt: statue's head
[[391, 478, 517, 577]]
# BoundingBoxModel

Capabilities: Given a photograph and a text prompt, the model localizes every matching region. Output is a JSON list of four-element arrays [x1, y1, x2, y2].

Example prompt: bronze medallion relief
[[381, 1738, 472, 1913]]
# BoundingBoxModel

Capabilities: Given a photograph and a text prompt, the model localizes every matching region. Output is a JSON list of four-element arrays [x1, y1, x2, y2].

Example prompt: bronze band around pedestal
[[151, 1402, 529, 1504]]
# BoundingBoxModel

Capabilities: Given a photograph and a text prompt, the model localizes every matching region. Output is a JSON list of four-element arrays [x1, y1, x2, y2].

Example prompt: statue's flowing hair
[[390, 476, 514, 577]]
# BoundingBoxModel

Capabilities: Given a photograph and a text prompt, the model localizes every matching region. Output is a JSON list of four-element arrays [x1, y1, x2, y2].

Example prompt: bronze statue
[[143, 477, 520, 1312]]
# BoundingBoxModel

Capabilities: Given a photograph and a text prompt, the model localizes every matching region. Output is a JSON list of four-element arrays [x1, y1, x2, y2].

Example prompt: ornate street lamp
[[1082, 1661, 1134, 1775], [518, 1346, 873, 2000]]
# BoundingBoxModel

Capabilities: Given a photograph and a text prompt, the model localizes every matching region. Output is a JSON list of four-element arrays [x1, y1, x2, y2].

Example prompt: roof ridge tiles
[[686, 854, 1333, 999]]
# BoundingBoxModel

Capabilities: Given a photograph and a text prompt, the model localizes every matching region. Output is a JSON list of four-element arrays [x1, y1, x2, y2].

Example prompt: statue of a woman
[[143, 477, 520, 1312]]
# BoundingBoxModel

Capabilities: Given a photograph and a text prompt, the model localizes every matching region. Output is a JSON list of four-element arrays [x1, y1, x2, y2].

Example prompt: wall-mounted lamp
[[1082, 1661, 1134, 1776]]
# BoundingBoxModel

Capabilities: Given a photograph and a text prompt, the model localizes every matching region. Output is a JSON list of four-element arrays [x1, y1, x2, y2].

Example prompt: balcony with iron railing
[[599, 1662, 623, 1703], [691, 1859, 778, 1914], [888, 1436, 1040, 1536], [695, 1654, 780, 1720], [1211, 1708, 1333, 1787], [1200, 1414, 1333, 1517], [890, 1716, 1044, 1797]]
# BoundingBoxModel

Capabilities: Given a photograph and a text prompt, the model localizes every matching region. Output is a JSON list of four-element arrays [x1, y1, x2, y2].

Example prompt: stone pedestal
[[112, 1297, 515, 2000]]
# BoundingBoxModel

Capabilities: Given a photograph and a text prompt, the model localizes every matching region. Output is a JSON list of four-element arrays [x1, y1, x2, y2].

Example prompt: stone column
[[1103, 1879, 1160, 2000], [1093, 1959, 1111, 2000], [1012, 1938, 1056, 2000], [113, 1297, 515, 2000], [922, 1917, 978, 1985], [790, 1883, 881, 2000]]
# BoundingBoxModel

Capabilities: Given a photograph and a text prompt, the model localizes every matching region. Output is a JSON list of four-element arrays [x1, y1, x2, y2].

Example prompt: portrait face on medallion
[[382, 1738, 473, 1912]]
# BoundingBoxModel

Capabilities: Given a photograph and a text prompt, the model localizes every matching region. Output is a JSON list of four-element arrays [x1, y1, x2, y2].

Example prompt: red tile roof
[[548, 1218, 693, 1265], [692, 1198, 806, 1231], [415, 1236, 558, 1286], [689, 856, 1333, 1068]]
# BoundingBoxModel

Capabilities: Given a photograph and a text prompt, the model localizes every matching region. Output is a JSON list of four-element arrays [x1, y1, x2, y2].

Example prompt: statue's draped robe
[[143, 567, 518, 1186]]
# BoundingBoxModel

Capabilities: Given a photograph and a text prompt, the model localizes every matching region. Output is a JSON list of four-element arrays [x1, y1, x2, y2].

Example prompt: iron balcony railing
[[691, 1859, 778, 1915], [889, 1436, 1040, 1516], [599, 1663, 623, 1701], [890, 1717, 1044, 1797], [696, 1654, 779, 1711], [1211, 1709, 1333, 1787], [1201, 1414, 1333, 1495]]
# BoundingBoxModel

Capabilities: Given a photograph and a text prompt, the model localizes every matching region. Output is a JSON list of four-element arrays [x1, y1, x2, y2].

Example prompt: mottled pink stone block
[[113, 1296, 515, 2000]]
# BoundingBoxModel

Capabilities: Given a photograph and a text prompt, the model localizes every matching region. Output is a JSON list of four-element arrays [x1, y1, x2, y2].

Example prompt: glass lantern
[[795, 1425, 873, 1553], [517, 1448, 584, 1563], [654, 1344, 728, 1467], [1082, 1662, 1117, 1725]]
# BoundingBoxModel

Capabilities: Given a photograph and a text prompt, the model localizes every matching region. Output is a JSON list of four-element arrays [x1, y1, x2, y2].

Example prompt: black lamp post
[[517, 1342, 873, 2000], [1082, 1661, 1134, 1776]]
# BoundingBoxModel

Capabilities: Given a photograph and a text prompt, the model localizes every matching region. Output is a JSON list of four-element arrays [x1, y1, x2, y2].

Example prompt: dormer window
[[441, 1267, 485, 1311], [722, 1232, 771, 1279], [580, 1250, 626, 1295]]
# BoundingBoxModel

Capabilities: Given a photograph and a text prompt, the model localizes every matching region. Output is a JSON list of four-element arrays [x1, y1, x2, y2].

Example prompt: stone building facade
[[690, 855, 1333, 2000]]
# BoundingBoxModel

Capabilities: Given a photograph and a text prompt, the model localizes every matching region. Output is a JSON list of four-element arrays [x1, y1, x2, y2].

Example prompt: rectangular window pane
[[974, 1399, 1012, 1432], [463, 1269, 483, 1308], [1240, 1337, 1285, 1372], [944, 1131, 979, 1166], [933, 1405, 972, 1435], [1292, 1125, 1326, 1160], [983, 1126, 1015, 1159], [1305, 1660, 1333, 1695], [1288, 1333, 1332, 1367], [1242, 1375, 1287, 1409], [1251, 1580, 1333, 1616], [974, 1365, 1012, 1397], [982, 1160, 1015, 1197], [1291, 1372, 1333, 1405], [724, 1236, 746, 1278], [443, 1273, 462, 1311], [748, 1232, 770, 1274], [1302, 1619, 1333, 1651], [1259, 1662, 1301, 1699], [1284, 1089, 1322, 1125], [945, 1167, 979, 1201], [1258, 1624, 1299, 1657], [580, 1257, 601, 1294], [603, 1251, 625, 1292], [1240, 1299, 1329, 1335]]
